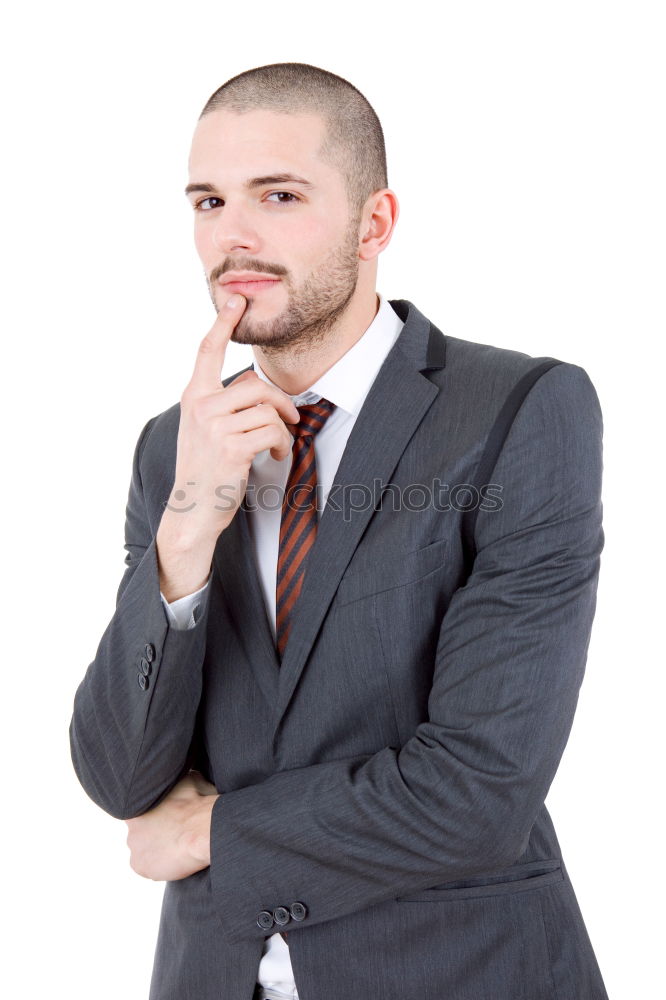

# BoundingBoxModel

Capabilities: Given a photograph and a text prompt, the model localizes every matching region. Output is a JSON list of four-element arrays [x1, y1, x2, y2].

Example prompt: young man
[[70, 63, 609, 1000]]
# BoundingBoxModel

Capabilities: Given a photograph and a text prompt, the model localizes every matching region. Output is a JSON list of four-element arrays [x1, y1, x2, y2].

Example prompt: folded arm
[[69, 416, 212, 819], [206, 361, 604, 944]]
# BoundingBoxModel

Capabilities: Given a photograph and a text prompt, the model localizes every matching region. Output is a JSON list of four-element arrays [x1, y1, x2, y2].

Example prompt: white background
[[2, 1, 663, 997]]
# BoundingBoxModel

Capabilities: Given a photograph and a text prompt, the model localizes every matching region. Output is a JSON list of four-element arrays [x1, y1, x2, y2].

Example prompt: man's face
[[187, 108, 362, 349]]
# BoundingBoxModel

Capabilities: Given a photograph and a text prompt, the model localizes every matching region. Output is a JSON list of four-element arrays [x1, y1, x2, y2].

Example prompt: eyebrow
[[184, 173, 315, 197]]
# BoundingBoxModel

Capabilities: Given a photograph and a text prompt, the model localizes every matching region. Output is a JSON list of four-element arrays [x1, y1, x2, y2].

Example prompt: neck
[[252, 290, 380, 396]]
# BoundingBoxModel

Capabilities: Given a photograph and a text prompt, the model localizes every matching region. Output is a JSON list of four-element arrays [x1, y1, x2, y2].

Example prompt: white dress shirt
[[160, 291, 404, 998]]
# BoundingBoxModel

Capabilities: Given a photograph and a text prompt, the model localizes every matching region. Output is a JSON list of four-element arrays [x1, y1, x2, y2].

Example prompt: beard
[[206, 218, 361, 353]]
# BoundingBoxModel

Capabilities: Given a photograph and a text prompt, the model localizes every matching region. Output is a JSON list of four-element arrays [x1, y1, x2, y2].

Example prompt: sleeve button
[[144, 643, 156, 662], [273, 906, 290, 926], [256, 910, 275, 930], [289, 902, 307, 921], [138, 673, 150, 691], [139, 657, 152, 676]]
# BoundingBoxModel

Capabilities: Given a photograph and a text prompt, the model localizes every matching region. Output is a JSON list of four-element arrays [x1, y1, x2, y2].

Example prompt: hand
[[125, 771, 220, 881], [159, 294, 300, 547], [156, 293, 300, 600]]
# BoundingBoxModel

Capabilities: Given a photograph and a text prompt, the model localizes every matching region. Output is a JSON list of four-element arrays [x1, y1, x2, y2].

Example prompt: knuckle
[[218, 387, 239, 414], [198, 334, 217, 355], [192, 395, 208, 419], [180, 383, 203, 412], [192, 394, 216, 423], [183, 396, 201, 423], [228, 382, 254, 408]]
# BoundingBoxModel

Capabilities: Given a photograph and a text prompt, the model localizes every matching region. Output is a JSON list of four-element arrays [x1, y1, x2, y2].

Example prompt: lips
[[221, 278, 281, 294], [221, 276, 280, 295]]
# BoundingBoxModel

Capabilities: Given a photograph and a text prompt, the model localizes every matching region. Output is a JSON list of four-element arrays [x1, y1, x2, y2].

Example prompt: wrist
[[182, 794, 219, 867], [156, 521, 218, 602], [156, 505, 222, 555]]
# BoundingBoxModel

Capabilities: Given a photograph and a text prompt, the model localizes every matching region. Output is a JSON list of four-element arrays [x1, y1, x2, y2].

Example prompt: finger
[[229, 424, 295, 465], [221, 378, 300, 424], [189, 773, 219, 796], [226, 369, 259, 388], [186, 769, 219, 796], [188, 294, 247, 393], [217, 403, 292, 439]]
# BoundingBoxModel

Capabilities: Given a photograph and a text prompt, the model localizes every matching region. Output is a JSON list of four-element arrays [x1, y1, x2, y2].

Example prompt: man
[[69, 62, 609, 1000]]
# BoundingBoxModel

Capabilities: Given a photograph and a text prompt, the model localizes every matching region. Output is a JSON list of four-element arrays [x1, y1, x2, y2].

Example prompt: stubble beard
[[207, 220, 361, 355]]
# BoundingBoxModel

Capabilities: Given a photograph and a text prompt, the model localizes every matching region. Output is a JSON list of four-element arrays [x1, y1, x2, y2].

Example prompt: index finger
[[188, 293, 247, 393]]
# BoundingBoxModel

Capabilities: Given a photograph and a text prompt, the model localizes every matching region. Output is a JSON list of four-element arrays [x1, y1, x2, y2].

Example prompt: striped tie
[[276, 398, 336, 659]]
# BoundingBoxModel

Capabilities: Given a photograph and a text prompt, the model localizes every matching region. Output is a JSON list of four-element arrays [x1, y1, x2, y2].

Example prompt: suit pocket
[[335, 536, 448, 607], [395, 860, 564, 901]]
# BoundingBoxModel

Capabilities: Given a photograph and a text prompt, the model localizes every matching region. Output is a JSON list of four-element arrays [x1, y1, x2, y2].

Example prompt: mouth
[[220, 278, 282, 295]]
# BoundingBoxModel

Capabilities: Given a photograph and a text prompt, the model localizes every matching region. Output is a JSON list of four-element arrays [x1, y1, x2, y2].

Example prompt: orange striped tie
[[276, 399, 336, 659]]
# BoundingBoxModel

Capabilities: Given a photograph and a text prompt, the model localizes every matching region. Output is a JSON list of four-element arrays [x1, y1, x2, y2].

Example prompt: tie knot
[[291, 398, 336, 440]]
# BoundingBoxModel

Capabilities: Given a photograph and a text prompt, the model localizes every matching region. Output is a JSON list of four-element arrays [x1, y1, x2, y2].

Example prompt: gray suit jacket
[[70, 299, 609, 1000]]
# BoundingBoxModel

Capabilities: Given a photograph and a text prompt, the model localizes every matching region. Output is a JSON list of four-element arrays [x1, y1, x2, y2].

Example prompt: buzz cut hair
[[199, 62, 388, 226]]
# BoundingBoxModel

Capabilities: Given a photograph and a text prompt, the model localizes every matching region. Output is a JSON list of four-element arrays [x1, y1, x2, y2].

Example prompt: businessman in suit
[[69, 63, 609, 999]]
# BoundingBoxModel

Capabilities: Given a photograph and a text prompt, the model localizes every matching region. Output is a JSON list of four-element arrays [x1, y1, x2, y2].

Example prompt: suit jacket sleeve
[[69, 416, 212, 819], [161, 582, 211, 630], [208, 361, 605, 945]]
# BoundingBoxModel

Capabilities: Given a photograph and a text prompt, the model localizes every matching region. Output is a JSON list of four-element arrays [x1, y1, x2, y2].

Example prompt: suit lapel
[[269, 299, 446, 742], [210, 302, 447, 730], [212, 451, 281, 708], [213, 503, 281, 705]]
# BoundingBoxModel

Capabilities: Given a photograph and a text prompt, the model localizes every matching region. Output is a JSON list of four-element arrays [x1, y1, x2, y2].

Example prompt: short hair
[[199, 62, 388, 225]]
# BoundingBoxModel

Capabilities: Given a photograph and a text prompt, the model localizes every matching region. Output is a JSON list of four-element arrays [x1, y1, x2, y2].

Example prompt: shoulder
[[434, 330, 601, 422]]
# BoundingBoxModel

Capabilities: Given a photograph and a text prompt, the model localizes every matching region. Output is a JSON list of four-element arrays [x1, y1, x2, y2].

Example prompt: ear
[[358, 189, 400, 262]]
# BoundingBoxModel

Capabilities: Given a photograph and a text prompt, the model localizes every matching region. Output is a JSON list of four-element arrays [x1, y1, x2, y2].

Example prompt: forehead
[[188, 108, 332, 182]]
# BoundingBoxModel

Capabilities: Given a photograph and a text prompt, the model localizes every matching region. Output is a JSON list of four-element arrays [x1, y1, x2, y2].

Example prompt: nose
[[211, 203, 260, 255]]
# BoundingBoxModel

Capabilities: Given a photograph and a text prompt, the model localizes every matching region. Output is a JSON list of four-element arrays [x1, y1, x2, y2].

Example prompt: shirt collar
[[251, 292, 404, 416]]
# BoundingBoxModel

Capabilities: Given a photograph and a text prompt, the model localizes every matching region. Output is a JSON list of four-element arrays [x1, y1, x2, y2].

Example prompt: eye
[[266, 191, 300, 204], [194, 196, 223, 211]]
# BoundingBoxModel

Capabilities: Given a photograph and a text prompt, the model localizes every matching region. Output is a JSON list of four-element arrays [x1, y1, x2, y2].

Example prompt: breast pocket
[[335, 536, 449, 607]]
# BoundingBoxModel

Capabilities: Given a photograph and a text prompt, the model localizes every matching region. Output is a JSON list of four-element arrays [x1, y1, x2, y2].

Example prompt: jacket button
[[144, 643, 156, 662], [289, 902, 307, 921], [139, 657, 152, 677], [138, 673, 149, 691], [256, 910, 275, 930], [273, 906, 290, 926]]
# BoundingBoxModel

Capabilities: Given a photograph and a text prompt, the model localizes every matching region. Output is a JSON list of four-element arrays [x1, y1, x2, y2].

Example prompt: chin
[[231, 318, 277, 346]]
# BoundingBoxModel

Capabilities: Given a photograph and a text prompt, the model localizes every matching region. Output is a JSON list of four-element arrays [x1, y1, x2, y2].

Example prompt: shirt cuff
[[160, 578, 211, 630]]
